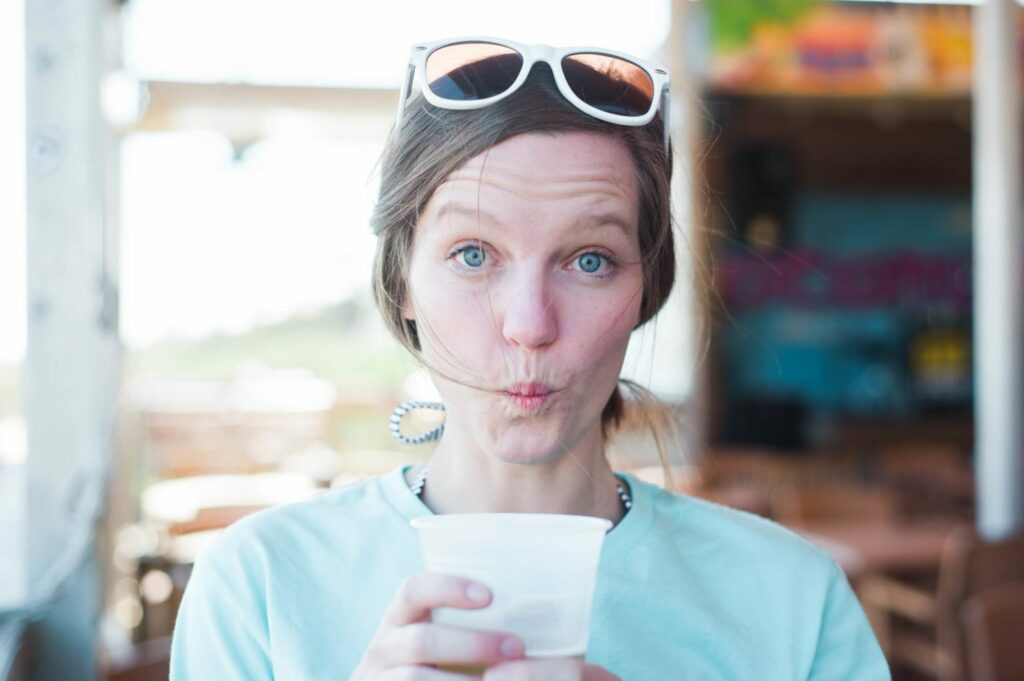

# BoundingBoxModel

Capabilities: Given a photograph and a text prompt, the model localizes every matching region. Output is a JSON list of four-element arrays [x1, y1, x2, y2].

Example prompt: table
[[789, 517, 966, 580], [141, 471, 318, 534]]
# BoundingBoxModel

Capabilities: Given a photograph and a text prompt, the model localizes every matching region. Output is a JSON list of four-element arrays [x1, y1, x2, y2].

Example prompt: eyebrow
[[432, 203, 501, 227], [432, 203, 635, 237], [574, 211, 636, 236]]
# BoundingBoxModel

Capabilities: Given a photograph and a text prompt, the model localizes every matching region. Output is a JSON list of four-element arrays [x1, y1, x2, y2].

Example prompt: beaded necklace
[[409, 464, 633, 511]]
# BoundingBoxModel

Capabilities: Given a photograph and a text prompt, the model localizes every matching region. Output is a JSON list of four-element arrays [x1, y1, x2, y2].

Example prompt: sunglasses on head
[[396, 37, 671, 156]]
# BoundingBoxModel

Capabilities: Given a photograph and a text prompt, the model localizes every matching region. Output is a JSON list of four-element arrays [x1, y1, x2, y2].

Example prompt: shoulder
[[629, 473, 836, 576], [194, 473, 394, 580], [605, 475, 888, 677]]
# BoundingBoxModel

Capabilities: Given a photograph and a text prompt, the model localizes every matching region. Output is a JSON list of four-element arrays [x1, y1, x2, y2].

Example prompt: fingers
[[378, 667, 484, 681], [378, 621, 524, 669], [383, 573, 493, 627], [363, 572, 528, 678]]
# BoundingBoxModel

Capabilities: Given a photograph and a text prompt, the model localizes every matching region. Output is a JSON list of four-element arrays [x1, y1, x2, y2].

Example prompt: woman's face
[[402, 131, 643, 464]]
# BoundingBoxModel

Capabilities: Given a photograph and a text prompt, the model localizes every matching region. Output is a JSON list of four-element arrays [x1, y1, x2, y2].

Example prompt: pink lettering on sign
[[717, 251, 971, 310]]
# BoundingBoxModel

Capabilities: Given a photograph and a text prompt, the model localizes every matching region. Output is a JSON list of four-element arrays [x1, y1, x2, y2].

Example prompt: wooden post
[[973, 0, 1024, 540], [669, 0, 711, 465], [24, 0, 119, 677]]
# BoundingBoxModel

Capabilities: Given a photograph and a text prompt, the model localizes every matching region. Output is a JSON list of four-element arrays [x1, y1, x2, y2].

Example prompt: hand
[[482, 658, 621, 681], [351, 572, 527, 679]]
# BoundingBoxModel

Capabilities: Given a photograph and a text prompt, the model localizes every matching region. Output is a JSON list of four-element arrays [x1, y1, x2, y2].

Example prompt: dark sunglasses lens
[[425, 42, 524, 101], [561, 53, 655, 117]]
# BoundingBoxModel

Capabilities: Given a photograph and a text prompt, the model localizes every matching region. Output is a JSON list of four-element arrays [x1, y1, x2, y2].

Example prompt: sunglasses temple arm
[[661, 85, 671, 158], [395, 62, 416, 131]]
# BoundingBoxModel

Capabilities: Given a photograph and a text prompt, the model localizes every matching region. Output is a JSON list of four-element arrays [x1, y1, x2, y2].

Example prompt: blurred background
[[2, 0, 1023, 679]]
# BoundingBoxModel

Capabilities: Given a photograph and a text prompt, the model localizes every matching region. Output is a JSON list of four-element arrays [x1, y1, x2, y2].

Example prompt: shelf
[[701, 88, 974, 123]]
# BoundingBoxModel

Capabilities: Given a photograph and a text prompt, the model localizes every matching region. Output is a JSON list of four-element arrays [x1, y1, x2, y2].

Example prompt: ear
[[400, 290, 415, 321]]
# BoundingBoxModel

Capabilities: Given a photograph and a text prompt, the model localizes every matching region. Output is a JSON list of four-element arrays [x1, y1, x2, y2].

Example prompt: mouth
[[504, 382, 557, 414]]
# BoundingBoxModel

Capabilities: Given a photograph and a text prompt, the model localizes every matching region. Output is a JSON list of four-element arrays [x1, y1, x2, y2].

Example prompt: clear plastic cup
[[410, 513, 612, 659]]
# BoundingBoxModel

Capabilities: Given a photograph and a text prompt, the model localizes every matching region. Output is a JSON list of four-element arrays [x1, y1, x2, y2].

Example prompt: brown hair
[[370, 62, 680, 485]]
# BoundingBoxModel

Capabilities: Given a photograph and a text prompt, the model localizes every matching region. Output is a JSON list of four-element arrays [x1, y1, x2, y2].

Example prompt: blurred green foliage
[[124, 305, 421, 461], [0, 307, 415, 422], [125, 304, 416, 392], [710, 0, 820, 51]]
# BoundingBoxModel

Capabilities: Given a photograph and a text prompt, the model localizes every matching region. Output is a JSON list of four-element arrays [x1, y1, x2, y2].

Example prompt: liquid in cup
[[436, 655, 585, 675], [410, 513, 612, 669]]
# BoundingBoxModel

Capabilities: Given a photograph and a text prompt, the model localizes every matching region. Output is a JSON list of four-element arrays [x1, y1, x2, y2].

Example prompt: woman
[[170, 38, 890, 680]]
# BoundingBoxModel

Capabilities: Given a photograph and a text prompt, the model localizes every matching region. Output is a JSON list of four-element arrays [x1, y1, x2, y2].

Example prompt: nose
[[501, 270, 558, 350]]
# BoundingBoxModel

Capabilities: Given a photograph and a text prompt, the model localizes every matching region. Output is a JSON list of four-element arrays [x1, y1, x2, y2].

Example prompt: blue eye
[[458, 245, 485, 268], [578, 252, 604, 273]]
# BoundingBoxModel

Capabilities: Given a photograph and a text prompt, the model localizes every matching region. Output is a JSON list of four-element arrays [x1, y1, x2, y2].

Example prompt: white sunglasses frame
[[396, 36, 671, 156]]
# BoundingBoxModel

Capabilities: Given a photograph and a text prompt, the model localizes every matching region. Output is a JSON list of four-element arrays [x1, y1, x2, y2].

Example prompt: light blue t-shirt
[[170, 464, 891, 680]]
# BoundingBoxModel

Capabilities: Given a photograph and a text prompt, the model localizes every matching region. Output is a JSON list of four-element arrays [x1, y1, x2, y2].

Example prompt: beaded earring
[[389, 400, 446, 445]]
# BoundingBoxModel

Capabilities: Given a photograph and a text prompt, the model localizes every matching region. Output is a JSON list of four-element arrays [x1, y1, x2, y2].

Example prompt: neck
[[405, 425, 627, 526]]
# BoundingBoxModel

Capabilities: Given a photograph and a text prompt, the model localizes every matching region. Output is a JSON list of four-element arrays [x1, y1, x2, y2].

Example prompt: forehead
[[424, 131, 639, 224]]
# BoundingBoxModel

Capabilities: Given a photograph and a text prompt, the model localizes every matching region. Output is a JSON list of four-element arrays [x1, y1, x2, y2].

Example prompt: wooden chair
[[874, 443, 974, 519], [961, 581, 1024, 681], [858, 527, 1024, 681], [104, 636, 171, 681], [680, 448, 796, 516]]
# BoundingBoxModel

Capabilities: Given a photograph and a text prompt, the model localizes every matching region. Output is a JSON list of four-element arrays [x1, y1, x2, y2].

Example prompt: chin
[[483, 426, 579, 466]]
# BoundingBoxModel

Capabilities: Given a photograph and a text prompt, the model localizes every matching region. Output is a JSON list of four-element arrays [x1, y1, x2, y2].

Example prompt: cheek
[[547, 301, 636, 428], [420, 306, 493, 363], [406, 264, 498, 365], [561, 284, 642, 369]]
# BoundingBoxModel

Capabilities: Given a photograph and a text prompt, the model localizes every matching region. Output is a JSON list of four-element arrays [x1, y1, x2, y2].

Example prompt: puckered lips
[[504, 381, 557, 414]]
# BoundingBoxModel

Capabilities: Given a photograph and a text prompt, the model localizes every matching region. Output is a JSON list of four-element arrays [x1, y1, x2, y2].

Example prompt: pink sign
[[717, 251, 971, 310]]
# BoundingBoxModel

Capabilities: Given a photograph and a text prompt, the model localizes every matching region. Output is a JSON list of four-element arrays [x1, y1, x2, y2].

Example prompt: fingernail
[[466, 583, 489, 603], [500, 637, 524, 658]]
